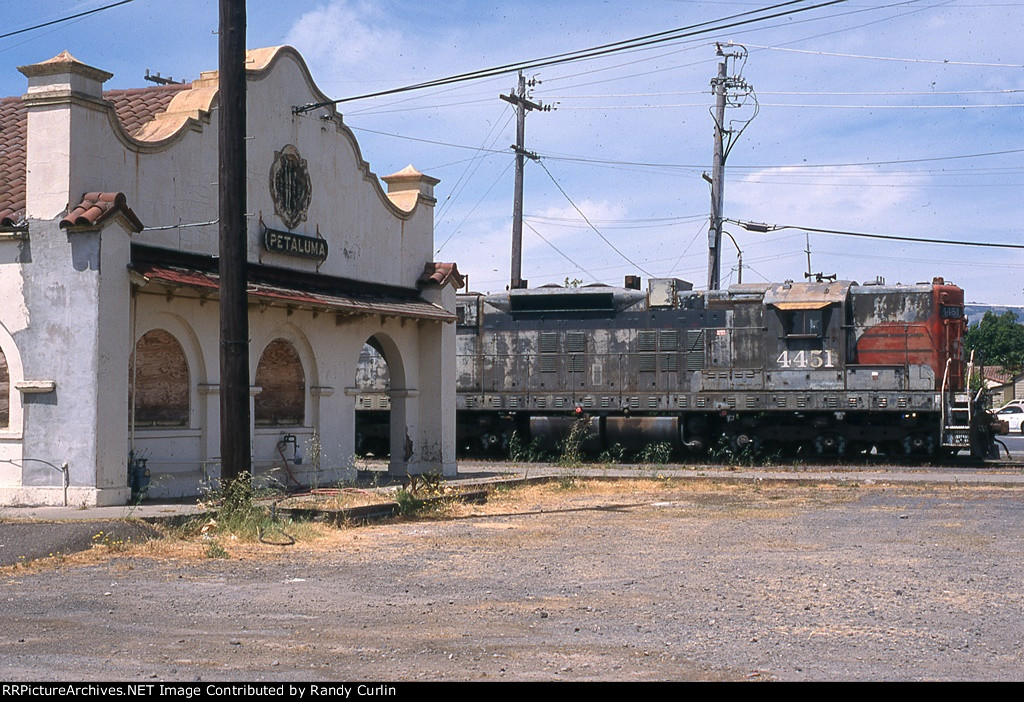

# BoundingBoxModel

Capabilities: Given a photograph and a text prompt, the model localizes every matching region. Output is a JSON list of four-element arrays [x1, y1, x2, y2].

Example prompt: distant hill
[[965, 305, 1024, 324]]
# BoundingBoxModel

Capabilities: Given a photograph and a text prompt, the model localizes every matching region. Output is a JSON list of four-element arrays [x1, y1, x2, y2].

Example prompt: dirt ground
[[2, 479, 1023, 681]]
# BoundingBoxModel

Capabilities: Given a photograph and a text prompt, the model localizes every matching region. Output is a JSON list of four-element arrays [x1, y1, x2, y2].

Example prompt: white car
[[995, 405, 1024, 433]]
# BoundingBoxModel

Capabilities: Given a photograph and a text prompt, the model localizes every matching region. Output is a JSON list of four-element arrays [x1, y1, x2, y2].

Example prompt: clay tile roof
[[104, 83, 189, 136], [0, 96, 26, 226], [0, 83, 188, 221], [60, 192, 144, 231], [418, 262, 466, 290]]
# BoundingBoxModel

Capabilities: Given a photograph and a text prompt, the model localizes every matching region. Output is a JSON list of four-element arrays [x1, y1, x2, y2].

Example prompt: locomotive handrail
[[940, 357, 952, 440]]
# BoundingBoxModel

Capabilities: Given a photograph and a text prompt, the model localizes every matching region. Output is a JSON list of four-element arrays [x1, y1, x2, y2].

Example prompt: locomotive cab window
[[784, 309, 827, 338], [456, 299, 479, 327]]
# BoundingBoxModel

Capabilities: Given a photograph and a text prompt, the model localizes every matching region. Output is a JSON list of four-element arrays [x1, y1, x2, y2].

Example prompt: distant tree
[[964, 310, 1024, 374]]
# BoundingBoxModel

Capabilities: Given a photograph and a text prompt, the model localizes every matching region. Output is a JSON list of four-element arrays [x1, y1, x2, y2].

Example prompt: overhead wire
[[293, 0, 849, 111], [0, 0, 136, 41], [347, 125, 508, 154], [434, 159, 515, 255], [741, 41, 1024, 68], [729, 220, 1024, 249], [435, 105, 515, 225], [536, 159, 655, 276], [522, 220, 602, 282]]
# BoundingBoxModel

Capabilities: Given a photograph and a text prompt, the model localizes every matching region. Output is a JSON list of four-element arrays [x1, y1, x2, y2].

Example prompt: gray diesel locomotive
[[440, 274, 997, 458], [354, 275, 997, 459]]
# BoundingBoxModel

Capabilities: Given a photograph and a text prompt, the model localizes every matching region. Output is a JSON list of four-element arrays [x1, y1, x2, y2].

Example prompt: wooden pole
[[218, 0, 250, 483]]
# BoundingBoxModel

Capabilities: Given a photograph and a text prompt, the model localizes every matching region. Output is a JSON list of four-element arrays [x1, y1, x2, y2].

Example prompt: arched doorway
[[353, 333, 410, 475], [354, 339, 391, 471]]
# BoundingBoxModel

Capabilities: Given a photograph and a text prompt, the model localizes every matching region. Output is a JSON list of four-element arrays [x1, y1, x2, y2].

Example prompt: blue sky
[[2, 1, 1022, 304]]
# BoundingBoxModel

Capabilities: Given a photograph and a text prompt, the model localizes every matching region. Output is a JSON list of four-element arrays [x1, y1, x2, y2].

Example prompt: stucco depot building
[[0, 46, 463, 506]]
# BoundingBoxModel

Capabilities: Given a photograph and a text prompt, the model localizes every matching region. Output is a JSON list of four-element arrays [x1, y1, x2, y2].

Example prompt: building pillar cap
[[18, 50, 113, 83]]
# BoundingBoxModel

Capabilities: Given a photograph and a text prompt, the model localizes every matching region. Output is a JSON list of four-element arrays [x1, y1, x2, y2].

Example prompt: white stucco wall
[[0, 46, 457, 505]]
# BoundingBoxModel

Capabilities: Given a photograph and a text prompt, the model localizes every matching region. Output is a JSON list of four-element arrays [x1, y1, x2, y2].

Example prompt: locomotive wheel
[[903, 432, 935, 456], [480, 432, 506, 454], [814, 433, 846, 455], [730, 433, 761, 455]]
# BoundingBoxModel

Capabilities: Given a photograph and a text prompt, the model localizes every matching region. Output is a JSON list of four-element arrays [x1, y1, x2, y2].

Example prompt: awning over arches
[[129, 244, 455, 323]]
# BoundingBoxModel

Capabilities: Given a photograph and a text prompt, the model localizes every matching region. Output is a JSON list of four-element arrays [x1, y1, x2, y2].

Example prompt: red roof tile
[[0, 96, 26, 226], [104, 83, 188, 136], [0, 83, 188, 222], [60, 191, 144, 231], [418, 262, 465, 290]]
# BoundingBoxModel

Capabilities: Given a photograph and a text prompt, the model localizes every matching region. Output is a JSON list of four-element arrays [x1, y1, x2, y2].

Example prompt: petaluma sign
[[263, 227, 329, 261]]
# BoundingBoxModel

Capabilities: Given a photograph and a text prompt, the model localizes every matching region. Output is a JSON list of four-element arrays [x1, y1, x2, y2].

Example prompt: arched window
[[254, 338, 305, 426], [130, 329, 190, 426], [0, 346, 9, 429]]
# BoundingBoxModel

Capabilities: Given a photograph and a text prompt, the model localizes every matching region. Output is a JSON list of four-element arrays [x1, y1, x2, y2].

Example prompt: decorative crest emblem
[[269, 145, 311, 230]]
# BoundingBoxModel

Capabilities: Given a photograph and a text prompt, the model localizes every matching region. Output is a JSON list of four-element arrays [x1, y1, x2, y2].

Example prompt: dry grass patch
[[276, 487, 396, 511]]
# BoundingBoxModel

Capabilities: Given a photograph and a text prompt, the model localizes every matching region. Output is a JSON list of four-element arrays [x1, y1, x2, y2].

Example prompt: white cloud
[[285, 1, 404, 79], [730, 166, 930, 229]]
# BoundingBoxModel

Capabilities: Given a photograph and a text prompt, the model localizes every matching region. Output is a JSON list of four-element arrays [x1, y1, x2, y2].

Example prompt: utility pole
[[802, 232, 835, 283], [706, 44, 754, 291], [501, 71, 551, 290], [218, 0, 250, 484], [804, 232, 812, 280]]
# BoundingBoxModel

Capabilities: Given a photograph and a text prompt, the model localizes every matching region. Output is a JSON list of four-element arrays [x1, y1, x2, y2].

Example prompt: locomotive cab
[[763, 280, 851, 392]]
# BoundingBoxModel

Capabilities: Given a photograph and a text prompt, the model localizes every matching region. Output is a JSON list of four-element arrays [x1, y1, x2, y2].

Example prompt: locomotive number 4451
[[775, 350, 837, 369]]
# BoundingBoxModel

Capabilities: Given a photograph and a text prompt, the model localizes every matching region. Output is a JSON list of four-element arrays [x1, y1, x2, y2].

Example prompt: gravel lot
[[1, 479, 1023, 681]]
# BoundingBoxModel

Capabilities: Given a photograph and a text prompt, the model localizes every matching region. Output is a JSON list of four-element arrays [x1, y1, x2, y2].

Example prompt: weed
[[508, 431, 547, 463], [557, 417, 591, 468], [91, 531, 132, 553], [637, 442, 673, 465], [598, 443, 626, 465], [708, 435, 764, 468], [194, 472, 279, 541], [394, 488, 425, 515], [205, 541, 229, 559], [407, 470, 448, 497], [306, 430, 323, 491], [558, 471, 580, 490]]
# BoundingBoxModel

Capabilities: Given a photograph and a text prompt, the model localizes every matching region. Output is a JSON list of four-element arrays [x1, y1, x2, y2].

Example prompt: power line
[[348, 122, 1024, 172], [542, 88, 1024, 98], [537, 159, 654, 276], [292, 0, 847, 112], [435, 106, 514, 224], [540, 147, 1024, 171], [741, 41, 1024, 68], [347, 125, 509, 154], [0, 0, 137, 42], [555, 100, 1024, 110], [730, 219, 1024, 249], [755, 102, 1024, 109], [434, 159, 515, 255], [522, 220, 601, 283]]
